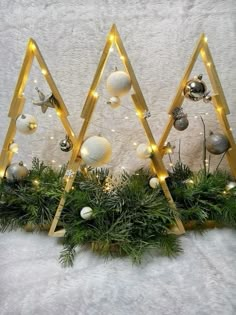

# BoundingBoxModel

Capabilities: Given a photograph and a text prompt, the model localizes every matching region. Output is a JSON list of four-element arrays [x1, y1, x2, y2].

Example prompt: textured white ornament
[[80, 136, 112, 167], [107, 96, 121, 109], [16, 114, 38, 135], [149, 177, 159, 188], [226, 181, 236, 191], [136, 143, 152, 159], [80, 207, 93, 220], [106, 71, 131, 96]]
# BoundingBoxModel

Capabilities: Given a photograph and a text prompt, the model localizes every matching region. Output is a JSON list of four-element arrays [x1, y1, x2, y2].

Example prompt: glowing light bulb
[[33, 179, 39, 186], [48, 114, 52, 118], [205, 112, 209, 115], [31, 43, 36, 52], [34, 79, 37, 84], [194, 115, 198, 119], [92, 91, 99, 98], [204, 37, 208, 42], [51, 160, 56, 163], [50, 136, 54, 140], [120, 56, 125, 61], [124, 116, 129, 120], [133, 142, 137, 146], [151, 144, 157, 151], [109, 47, 114, 53], [159, 176, 166, 182], [56, 111, 61, 116], [109, 34, 114, 41], [111, 129, 115, 132], [207, 62, 211, 67], [41, 69, 47, 75]]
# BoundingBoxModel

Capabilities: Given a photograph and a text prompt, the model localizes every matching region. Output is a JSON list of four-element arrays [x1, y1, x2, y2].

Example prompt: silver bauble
[[183, 74, 207, 101], [206, 132, 230, 155], [60, 136, 73, 152], [174, 117, 189, 131], [6, 161, 29, 182]]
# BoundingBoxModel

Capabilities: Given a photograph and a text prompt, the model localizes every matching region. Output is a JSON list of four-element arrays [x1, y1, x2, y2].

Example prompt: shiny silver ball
[[60, 136, 73, 152], [206, 132, 230, 155], [6, 161, 29, 182], [174, 117, 189, 131], [183, 75, 207, 101]]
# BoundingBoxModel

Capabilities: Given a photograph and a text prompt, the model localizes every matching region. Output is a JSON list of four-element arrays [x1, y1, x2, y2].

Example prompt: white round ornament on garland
[[226, 181, 236, 191], [16, 114, 38, 135], [206, 132, 230, 155], [80, 136, 112, 167], [106, 69, 131, 96], [80, 207, 93, 220], [6, 161, 28, 182], [107, 96, 121, 109], [149, 177, 159, 188], [136, 143, 152, 159]]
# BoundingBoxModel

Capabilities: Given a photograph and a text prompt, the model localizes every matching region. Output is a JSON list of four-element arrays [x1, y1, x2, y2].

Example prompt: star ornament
[[32, 87, 58, 113]]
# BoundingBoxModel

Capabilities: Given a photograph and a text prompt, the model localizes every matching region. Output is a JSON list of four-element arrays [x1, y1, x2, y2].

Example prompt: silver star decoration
[[32, 87, 58, 113], [65, 169, 75, 178]]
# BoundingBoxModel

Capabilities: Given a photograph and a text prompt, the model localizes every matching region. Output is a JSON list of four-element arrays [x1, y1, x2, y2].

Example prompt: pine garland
[[0, 158, 235, 267]]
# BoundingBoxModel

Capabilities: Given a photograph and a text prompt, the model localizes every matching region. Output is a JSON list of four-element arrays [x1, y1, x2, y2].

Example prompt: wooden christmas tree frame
[[158, 34, 236, 177], [49, 24, 185, 237], [0, 39, 76, 179]]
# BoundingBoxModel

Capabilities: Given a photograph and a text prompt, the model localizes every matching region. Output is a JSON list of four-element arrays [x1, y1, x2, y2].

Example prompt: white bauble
[[80, 136, 112, 167], [16, 114, 38, 135], [107, 96, 121, 109], [226, 181, 236, 191], [149, 177, 160, 188], [136, 143, 152, 159], [106, 71, 131, 96], [80, 207, 93, 220]]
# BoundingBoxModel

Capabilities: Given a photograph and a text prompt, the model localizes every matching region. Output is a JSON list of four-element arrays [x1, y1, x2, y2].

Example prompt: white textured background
[[0, 0, 236, 173]]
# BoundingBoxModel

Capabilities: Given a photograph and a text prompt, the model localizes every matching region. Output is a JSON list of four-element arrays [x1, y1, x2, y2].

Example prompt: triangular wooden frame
[[158, 34, 236, 177], [49, 24, 185, 237], [0, 39, 76, 179]]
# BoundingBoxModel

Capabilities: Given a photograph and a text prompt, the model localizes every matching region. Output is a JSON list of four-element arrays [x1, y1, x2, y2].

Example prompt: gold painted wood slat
[[158, 33, 236, 178], [0, 39, 76, 180], [49, 24, 185, 237]]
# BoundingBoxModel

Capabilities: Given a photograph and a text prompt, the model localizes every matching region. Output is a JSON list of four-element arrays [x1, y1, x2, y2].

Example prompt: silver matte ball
[[174, 117, 189, 131], [6, 161, 29, 182], [206, 133, 230, 155], [183, 77, 207, 101]]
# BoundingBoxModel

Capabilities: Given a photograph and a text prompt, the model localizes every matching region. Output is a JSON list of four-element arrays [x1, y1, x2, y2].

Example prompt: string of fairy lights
[[4, 36, 235, 180]]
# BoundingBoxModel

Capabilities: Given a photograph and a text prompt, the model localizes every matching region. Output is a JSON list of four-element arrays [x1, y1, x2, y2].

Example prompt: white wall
[[0, 0, 235, 173]]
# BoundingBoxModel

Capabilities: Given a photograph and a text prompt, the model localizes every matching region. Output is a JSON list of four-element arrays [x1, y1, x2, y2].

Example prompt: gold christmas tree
[[49, 24, 185, 237], [158, 34, 236, 176], [0, 39, 76, 179]]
